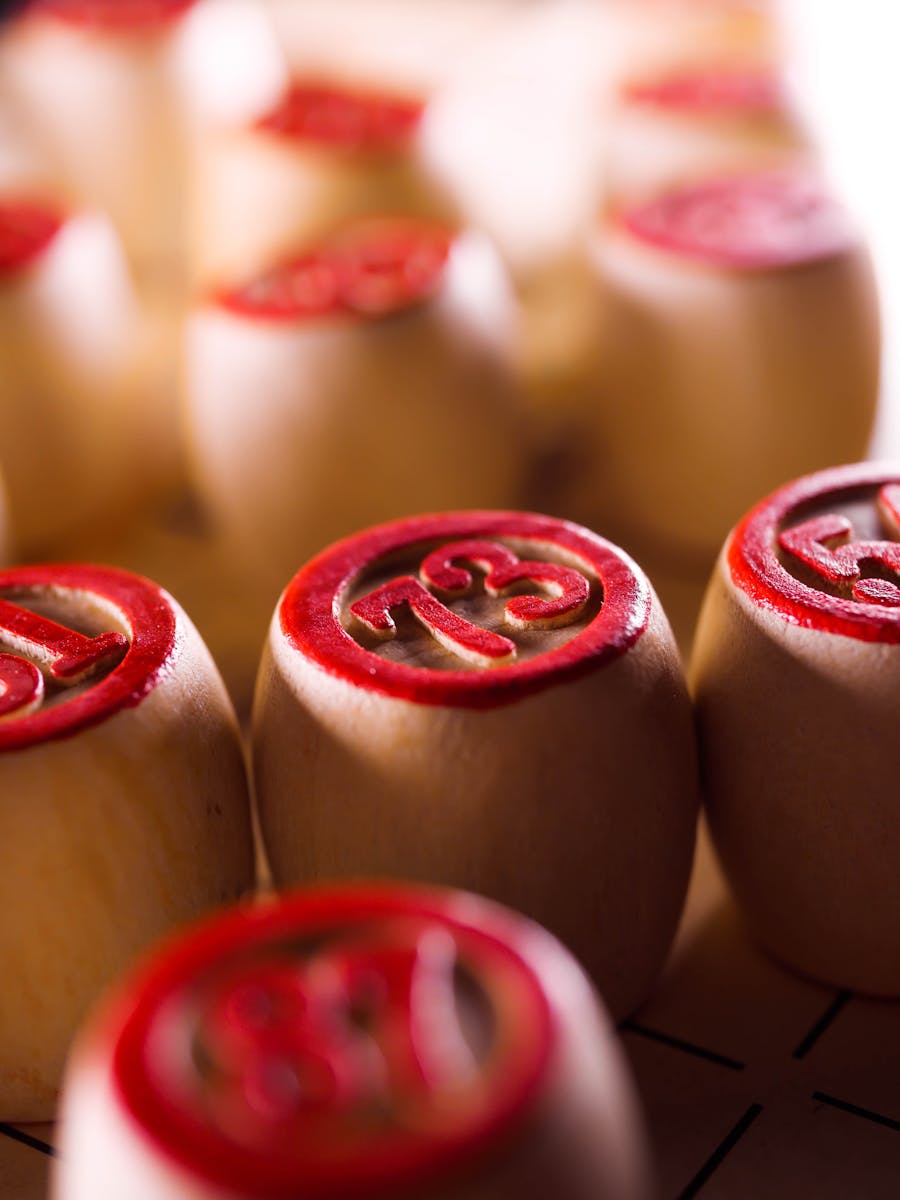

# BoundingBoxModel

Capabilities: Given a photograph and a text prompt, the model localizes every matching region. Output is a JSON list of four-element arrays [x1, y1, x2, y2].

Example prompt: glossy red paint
[[213, 221, 452, 322], [0, 564, 179, 751], [257, 83, 423, 151], [620, 172, 855, 270], [728, 463, 900, 642], [112, 885, 555, 1199], [280, 511, 651, 708]]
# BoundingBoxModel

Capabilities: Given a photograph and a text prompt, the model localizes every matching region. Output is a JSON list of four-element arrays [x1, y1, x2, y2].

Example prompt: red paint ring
[[112, 885, 556, 1199], [728, 462, 900, 642], [619, 172, 856, 271], [0, 564, 180, 751], [279, 511, 651, 709], [0, 202, 64, 277]]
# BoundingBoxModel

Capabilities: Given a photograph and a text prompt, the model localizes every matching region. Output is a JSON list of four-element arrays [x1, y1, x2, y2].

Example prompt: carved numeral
[[778, 484, 900, 606], [0, 597, 128, 718], [350, 576, 516, 667], [200, 928, 473, 1126], [0, 597, 128, 684], [350, 541, 591, 666], [420, 539, 589, 629]]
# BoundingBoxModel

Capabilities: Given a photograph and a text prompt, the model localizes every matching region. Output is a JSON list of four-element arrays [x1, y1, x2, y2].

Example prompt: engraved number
[[778, 484, 900, 606], [0, 596, 128, 717], [350, 540, 590, 666], [200, 928, 475, 1129]]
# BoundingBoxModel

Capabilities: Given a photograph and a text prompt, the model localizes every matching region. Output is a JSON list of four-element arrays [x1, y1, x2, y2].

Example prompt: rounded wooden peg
[[0, 563, 253, 1119], [252, 510, 699, 1020], [185, 218, 527, 596], [53, 883, 651, 1200], [691, 463, 900, 994], [564, 170, 879, 562]]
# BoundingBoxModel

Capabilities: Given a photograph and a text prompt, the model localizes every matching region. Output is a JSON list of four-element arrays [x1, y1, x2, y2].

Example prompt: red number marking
[[351, 576, 516, 667], [778, 484, 900, 607], [200, 926, 475, 1135], [257, 83, 423, 151], [621, 172, 855, 270], [0, 565, 178, 750], [420, 539, 590, 630], [729, 465, 900, 642], [214, 223, 451, 322], [0, 597, 127, 683], [336, 225, 451, 316], [282, 512, 649, 708], [214, 253, 344, 322], [351, 541, 591, 665], [0, 655, 43, 721]]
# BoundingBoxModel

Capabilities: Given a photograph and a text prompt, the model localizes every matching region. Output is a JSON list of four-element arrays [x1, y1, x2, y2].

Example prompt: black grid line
[[621, 1019, 745, 1072], [812, 1092, 900, 1133], [0, 1122, 54, 1158], [793, 990, 853, 1059], [676, 1104, 764, 1200]]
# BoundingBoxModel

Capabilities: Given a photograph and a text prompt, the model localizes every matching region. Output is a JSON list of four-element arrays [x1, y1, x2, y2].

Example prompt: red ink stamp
[[620, 172, 855, 270], [0, 202, 63, 276], [280, 511, 650, 708], [256, 83, 424, 151], [214, 219, 453, 323], [729, 463, 900, 642], [0, 564, 178, 750], [112, 886, 553, 1196]]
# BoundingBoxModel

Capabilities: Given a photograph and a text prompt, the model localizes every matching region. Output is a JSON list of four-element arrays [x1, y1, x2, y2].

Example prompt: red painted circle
[[257, 83, 423, 151], [728, 462, 900, 642], [0, 202, 63, 276], [620, 173, 856, 270], [279, 511, 651, 709], [112, 884, 555, 1199], [624, 68, 783, 113], [0, 564, 179, 752], [214, 221, 453, 323], [30, 0, 195, 30]]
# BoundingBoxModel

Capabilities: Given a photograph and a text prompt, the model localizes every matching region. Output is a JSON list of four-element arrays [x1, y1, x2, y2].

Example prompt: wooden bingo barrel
[[186, 218, 525, 590], [568, 170, 879, 562], [0, 563, 253, 1119], [188, 67, 450, 288], [603, 65, 809, 205], [691, 463, 900, 994], [0, 0, 195, 273], [253, 511, 699, 1019], [54, 883, 651, 1200], [0, 197, 156, 554]]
